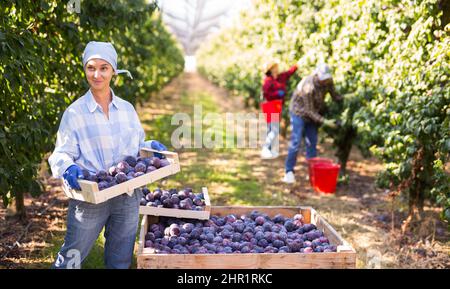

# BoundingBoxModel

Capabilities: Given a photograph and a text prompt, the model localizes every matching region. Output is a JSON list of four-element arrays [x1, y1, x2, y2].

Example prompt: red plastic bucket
[[261, 100, 282, 123], [307, 157, 334, 186], [311, 162, 341, 194]]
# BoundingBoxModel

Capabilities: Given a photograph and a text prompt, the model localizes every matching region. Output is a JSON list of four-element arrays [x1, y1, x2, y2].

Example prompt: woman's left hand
[[150, 140, 167, 151]]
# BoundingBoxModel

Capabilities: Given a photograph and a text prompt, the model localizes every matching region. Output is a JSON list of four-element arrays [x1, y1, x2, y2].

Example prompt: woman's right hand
[[63, 164, 83, 190]]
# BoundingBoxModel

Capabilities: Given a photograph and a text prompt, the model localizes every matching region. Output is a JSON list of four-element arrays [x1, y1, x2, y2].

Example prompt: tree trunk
[[14, 191, 27, 221], [336, 127, 356, 177], [401, 147, 426, 234]]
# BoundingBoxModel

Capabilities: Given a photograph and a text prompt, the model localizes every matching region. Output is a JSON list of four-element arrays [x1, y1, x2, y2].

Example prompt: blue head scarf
[[82, 41, 133, 79]]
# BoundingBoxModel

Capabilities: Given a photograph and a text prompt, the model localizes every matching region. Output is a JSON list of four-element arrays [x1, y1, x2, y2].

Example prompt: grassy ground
[[1, 72, 448, 269]]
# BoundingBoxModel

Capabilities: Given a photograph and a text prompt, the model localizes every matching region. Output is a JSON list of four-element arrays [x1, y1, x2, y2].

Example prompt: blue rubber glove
[[277, 90, 285, 97], [150, 140, 167, 159], [63, 164, 83, 190]]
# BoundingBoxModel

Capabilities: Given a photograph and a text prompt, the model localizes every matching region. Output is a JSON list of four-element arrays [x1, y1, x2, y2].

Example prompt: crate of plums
[[137, 206, 356, 269], [62, 148, 180, 204], [139, 187, 211, 220]]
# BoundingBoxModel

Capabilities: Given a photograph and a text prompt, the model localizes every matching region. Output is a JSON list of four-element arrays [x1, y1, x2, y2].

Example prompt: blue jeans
[[52, 190, 141, 269], [285, 113, 318, 173]]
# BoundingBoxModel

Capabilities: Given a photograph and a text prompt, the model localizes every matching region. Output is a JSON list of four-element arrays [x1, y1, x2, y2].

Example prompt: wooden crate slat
[[138, 252, 356, 269]]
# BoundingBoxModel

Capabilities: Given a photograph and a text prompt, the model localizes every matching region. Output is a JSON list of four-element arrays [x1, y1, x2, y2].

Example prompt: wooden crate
[[62, 148, 180, 204], [137, 206, 356, 269], [139, 187, 211, 220]]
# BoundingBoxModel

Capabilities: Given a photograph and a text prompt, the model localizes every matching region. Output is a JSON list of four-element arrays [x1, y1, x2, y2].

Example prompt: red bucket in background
[[307, 157, 333, 186], [261, 99, 282, 123], [311, 162, 341, 194]]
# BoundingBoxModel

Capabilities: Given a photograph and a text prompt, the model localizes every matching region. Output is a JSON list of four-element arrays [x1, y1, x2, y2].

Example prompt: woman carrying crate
[[260, 59, 299, 159], [48, 41, 167, 269]]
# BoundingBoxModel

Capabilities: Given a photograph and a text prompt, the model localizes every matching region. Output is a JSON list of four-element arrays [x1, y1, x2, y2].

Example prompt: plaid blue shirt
[[48, 89, 153, 178]]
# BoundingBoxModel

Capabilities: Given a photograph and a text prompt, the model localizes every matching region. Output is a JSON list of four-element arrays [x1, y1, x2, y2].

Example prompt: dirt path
[[1, 73, 448, 269]]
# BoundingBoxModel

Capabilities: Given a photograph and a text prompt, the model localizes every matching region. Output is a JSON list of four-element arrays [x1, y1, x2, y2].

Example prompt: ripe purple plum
[[180, 199, 193, 210], [255, 231, 265, 241], [170, 195, 180, 205], [81, 169, 91, 180], [272, 239, 285, 248], [242, 232, 254, 242], [115, 172, 128, 183], [318, 236, 329, 244], [233, 222, 245, 233], [294, 213, 304, 222], [153, 189, 162, 200], [240, 246, 251, 253], [163, 199, 173, 208], [257, 239, 269, 248], [193, 197, 204, 207], [145, 240, 154, 248], [150, 157, 161, 168], [169, 224, 180, 236], [262, 222, 272, 232], [272, 214, 285, 224], [142, 187, 150, 195], [255, 216, 265, 226], [124, 156, 137, 167], [145, 232, 156, 242], [279, 246, 290, 253], [284, 220, 296, 232], [145, 192, 154, 202], [135, 162, 147, 173], [146, 166, 157, 173], [116, 161, 130, 174], [177, 190, 188, 200], [182, 223, 194, 233], [231, 233, 242, 242], [159, 159, 170, 167], [108, 166, 117, 176], [98, 181, 109, 190], [303, 247, 313, 253], [225, 214, 237, 223], [96, 170, 108, 181], [142, 157, 152, 167], [134, 171, 144, 178]]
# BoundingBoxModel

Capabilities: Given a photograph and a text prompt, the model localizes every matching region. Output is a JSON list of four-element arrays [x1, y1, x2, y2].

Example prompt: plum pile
[[144, 210, 337, 254], [81, 155, 171, 190], [140, 187, 206, 211]]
